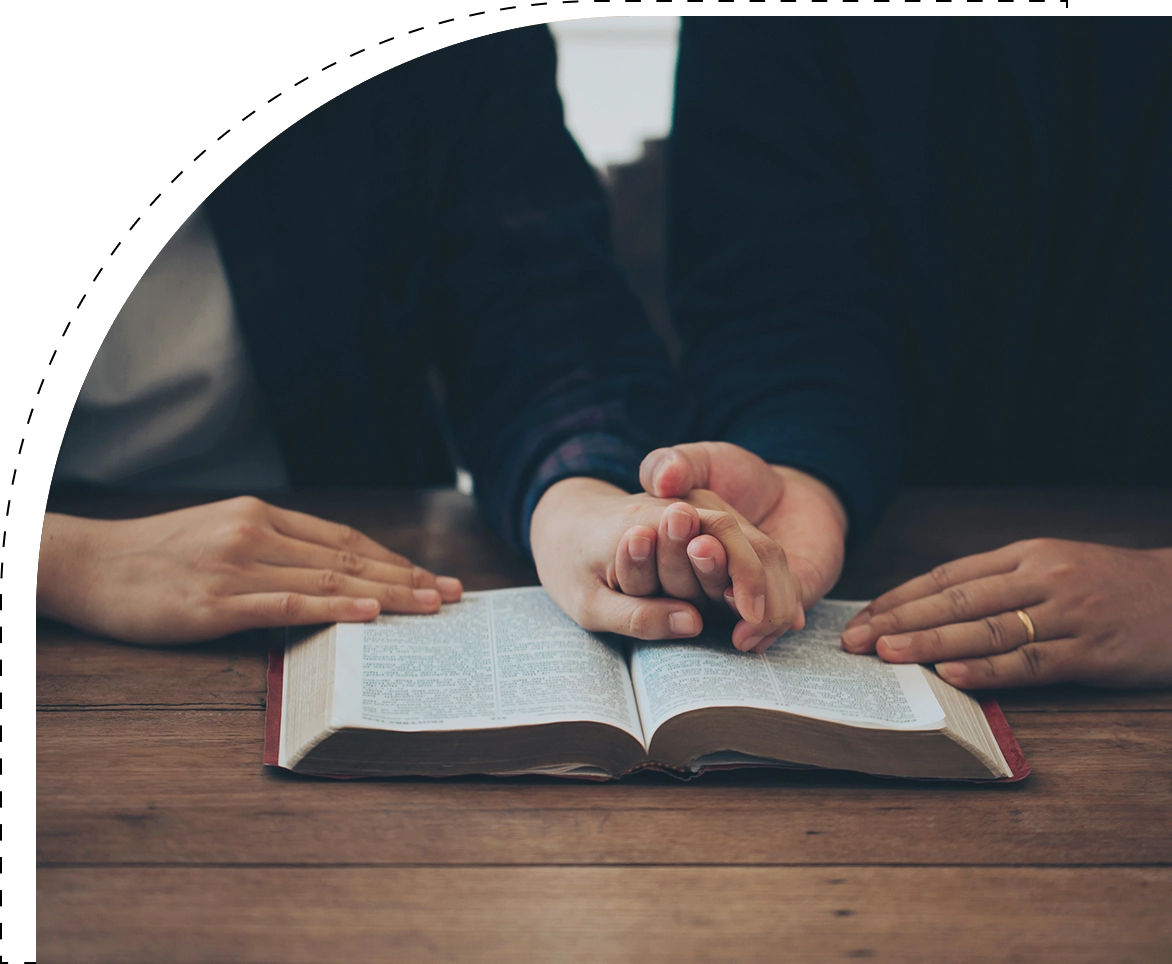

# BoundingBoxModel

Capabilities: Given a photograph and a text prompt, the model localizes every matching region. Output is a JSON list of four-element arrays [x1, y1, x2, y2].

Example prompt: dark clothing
[[670, 18, 1172, 540], [206, 26, 686, 552]]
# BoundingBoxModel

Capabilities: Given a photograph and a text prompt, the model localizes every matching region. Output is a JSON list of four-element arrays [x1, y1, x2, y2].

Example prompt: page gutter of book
[[332, 588, 649, 747], [630, 599, 946, 740]]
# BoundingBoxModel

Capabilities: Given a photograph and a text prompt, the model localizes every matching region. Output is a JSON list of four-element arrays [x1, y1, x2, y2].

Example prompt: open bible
[[265, 587, 1029, 782]]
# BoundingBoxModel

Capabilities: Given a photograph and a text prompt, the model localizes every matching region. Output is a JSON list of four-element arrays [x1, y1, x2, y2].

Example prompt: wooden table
[[38, 488, 1172, 962]]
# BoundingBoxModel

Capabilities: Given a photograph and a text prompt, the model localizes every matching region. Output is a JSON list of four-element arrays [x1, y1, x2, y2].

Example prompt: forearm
[[434, 29, 688, 552], [671, 18, 907, 541]]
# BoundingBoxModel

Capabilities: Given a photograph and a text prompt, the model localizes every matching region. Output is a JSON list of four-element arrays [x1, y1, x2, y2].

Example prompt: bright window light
[[549, 17, 680, 169]]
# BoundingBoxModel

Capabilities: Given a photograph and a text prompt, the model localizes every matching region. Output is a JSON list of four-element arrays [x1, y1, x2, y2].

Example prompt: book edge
[[980, 697, 1032, 783], [263, 645, 285, 767]]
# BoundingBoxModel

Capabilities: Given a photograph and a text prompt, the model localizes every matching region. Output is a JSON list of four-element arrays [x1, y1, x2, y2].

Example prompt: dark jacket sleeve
[[432, 27, 690, 553], [669, 18, 907, 540]]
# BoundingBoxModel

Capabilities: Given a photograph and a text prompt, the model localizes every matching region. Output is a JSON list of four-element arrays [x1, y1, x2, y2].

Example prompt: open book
[[265, 587, 1029, 782]]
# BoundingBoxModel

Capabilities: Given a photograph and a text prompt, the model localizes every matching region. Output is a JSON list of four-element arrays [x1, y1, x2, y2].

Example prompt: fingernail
[[841, 625, 871, 650], [751, 594, 766, 623], [738, 634, 765, 652], [436, 576, 462, 596], [669, 611, 698, 636], [881, 634, 911, 652], [937, 661, 968, 682], [690, 552, 715, 573], [356, 598, 380, 614], [724, 587, 736, 600], [413, 588, 440, 604], [667, 509, 691, 541], [629, 534, 652, 562]]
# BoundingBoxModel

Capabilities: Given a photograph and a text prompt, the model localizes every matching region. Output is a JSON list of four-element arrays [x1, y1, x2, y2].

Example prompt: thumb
[[640, 444, 712, 499], [578, 587, 704, 641]]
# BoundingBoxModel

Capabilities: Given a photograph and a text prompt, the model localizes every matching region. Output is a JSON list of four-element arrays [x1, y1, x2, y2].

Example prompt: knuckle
[[625, 604, 657, 639], [982, 615, 1012, 653], [930, 563, 952, 592], [229, 494, 267, 517], [973, 656, 998, 682], [750, 533, 782, 565], [275, 593, 302, 619], [920, 628, 944, 654], [1020, 643, 1047, 680], [411, 566, 434, 588], [1018, 537, 1055, 557], [224, 522, 265, 548], [335, 524, 361, 548], [1043, 561, 1077, 584], [1075, 589, 1109, 621], [944, 585, 971, 619], [706, 510, 736, 534], [316, 569, 345, 593], [336, 551, 364, 575]]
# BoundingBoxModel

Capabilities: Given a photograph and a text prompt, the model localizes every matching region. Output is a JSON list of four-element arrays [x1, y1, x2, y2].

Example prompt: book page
[[630, 599, 945, 739], [332, 587, 644, 742]]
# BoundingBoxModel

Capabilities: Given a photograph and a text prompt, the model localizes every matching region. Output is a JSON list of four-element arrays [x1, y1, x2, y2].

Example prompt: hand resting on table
[[37, 495, 463, 644], [840, 538, 1172, 689]]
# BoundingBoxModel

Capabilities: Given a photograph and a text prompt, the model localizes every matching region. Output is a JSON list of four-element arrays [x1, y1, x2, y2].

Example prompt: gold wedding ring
[[1015, 609, 1036, 644]]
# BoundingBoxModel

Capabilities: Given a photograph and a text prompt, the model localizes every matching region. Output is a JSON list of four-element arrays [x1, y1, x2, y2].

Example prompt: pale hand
[[530, 477, 803, 646], [840, 538, 1172, 690], [38, 496, 463, 644], [620, 441, 848, 652]]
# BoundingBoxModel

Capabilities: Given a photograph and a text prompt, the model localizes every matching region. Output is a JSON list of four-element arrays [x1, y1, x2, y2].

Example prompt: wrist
[[38, 513, 100, 624], [529, 477, 632, 590], [531, 477, 628, 542], [770, 465, 849, 540]]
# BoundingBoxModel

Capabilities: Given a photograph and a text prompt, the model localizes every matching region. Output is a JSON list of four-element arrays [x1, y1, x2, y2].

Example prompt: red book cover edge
[[980, 696, 1032, 782], [263, 644, 284, 767], [263, 643, 1031, 784]]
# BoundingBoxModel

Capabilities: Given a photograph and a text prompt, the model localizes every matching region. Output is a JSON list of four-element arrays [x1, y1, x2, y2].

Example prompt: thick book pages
[[264, 588, 1030, 783]]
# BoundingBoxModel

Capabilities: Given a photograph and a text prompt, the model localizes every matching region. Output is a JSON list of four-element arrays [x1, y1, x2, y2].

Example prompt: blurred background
[[551, 16, 680, 360], [549, 16, 679, 170]]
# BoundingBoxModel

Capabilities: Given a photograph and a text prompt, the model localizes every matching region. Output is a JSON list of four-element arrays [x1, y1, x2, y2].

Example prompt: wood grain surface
[[38, 487, 1172, 962], [39, 867, 1172, 964]]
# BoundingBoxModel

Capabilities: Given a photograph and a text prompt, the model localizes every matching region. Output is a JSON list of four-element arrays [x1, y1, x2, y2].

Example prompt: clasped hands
[[530, 441, 849, 654]]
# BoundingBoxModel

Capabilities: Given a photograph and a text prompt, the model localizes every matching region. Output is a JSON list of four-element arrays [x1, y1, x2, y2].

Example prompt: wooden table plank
[[39, 866, 1172, 964], [37, 630, 1172, 713], [36, 625, 271, 709], [38, 709, 1172, 866]]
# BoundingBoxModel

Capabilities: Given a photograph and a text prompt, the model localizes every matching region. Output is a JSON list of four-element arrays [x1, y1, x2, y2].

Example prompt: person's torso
[[836, 18, 1172, 485]]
